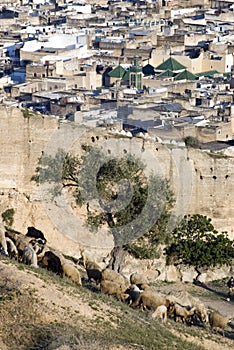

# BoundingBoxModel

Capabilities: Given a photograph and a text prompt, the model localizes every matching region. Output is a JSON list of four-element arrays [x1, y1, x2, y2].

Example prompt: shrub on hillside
[[166, 214, 234, 268], [183, 136, 200, 149]]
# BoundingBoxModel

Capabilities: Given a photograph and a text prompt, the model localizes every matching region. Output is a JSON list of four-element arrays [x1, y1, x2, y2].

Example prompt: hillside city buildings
[[0, 0, 234, 145]]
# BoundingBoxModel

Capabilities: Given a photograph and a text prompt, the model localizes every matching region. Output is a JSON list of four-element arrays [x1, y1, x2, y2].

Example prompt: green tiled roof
[[155, 57, 186, 72], [174, 69, 197, 81], [108, 65, 127, 78], [196, 70, 219, 77], [122, 70, 130, 81], [156, 69, 175, 77]]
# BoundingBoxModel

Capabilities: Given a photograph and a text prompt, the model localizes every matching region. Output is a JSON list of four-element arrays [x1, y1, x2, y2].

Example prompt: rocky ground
[[0, 257, 234, 350]]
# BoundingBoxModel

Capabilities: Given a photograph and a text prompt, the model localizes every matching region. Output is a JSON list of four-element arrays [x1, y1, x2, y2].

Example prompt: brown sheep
[[130, 272, 148, 288], [62, 262, 82, 286], [85, 260, 102, 284], [166, 291, 208, 324], [152, 305, 168, 325], [15, 235, 32, 258], [102, 268, 129, 289], [209, 311, 232, 336], [100, 280, 127, 301], [185, 294, 208, 324], [131, 290, 171, 311], [140, 284, 152, 291], [4, 226, 22, 243], [172, 303, 197, 325], [194, 304, 209, 325]]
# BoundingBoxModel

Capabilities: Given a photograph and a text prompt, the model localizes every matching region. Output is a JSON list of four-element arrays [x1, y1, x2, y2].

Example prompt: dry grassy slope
[[0, 257, 233, 350]]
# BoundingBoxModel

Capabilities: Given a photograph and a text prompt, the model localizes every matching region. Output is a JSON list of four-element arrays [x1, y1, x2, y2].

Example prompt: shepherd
[[227, 276, 234, 301]]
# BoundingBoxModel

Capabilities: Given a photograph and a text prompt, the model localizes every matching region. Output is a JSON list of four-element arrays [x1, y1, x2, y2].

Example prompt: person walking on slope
[[227, 276, 234, 300]]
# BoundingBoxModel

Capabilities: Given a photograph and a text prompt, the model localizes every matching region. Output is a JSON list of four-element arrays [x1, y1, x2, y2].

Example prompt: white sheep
[[152, 305, 168, 324], [0, 223, 8, 255], [21, 245, 38, 268], [6, 237, 18, 259]]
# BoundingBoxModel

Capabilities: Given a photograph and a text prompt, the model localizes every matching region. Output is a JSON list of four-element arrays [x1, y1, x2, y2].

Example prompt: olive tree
[[32, 146, 175, 271]]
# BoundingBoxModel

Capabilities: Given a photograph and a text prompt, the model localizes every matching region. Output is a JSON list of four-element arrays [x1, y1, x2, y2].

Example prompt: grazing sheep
[[21, 245, 38, 268], [6, 237, 18, 259], [4, 226, 22, 244], [36, 245, 50, 262], [193, 304, 209, 324], [39, 250, 63, 276], [130, 272, 148, 288], [152, 305, 168, 325], [172, 303, 197, 325], [15, 235, 32, 257], [166, 291, 208, 325], [62, 262, 82, 286], [100, 280, 127, 301], [208, 311, 232, 336], [140, 284, 152, 291], [102, 268, 129, 289], [85, 260, 102, 284], [29, 240, 43, 255], [26, 226, 47, 244], [124, 284, 143, 305], [0, 224, 8, 255], [131, 290, 171, 311], [186, 294, 208, 324]]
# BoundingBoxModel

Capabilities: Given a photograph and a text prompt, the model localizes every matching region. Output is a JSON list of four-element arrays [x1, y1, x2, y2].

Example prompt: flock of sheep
[[0, 224, 233, 337], [0, 224, 82, 286], [85, 259, 232, 336]]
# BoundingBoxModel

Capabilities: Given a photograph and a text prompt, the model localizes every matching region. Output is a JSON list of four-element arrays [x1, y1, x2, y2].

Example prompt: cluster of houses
[[0, 0, 234, 143]]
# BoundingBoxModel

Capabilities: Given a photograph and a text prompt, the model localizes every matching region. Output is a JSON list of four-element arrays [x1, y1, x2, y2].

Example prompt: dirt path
[[155, 280, 234, 317]]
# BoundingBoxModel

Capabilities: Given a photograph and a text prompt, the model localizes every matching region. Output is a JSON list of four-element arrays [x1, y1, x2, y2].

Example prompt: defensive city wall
[[0, 106, 233, 256]]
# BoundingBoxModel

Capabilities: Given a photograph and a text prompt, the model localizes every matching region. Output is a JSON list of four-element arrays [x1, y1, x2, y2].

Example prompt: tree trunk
[[108, 246, 126, 273]]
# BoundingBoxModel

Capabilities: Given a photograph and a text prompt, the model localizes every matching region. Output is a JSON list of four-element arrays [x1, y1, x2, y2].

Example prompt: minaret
[[129, 56, 143, 90]]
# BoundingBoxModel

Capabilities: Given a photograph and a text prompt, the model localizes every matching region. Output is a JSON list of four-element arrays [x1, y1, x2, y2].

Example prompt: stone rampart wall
[[0, 106, 233, 257]]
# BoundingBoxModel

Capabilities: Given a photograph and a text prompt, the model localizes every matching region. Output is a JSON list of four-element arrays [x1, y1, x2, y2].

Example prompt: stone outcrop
[[122, 253, 234, 283]]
